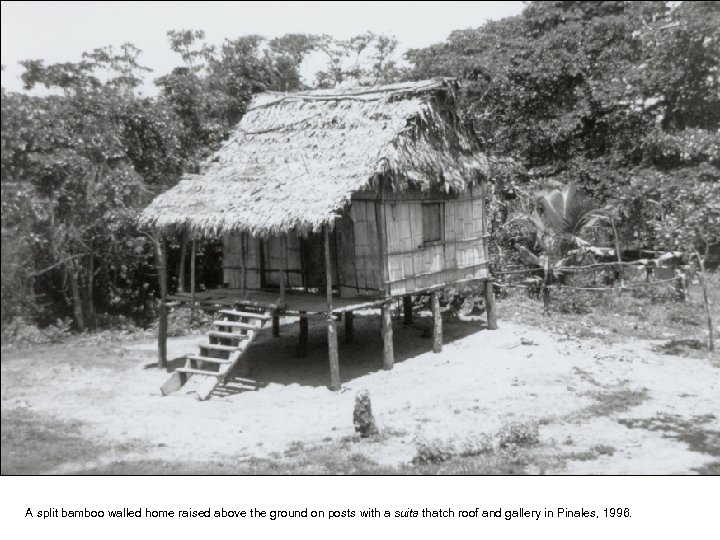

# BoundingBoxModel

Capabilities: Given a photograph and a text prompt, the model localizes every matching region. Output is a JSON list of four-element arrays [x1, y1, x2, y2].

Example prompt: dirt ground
[[2, 311, 719, 474]]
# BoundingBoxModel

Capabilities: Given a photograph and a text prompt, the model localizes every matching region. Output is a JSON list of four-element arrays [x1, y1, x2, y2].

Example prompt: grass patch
[[619, 413, 719, 458], [497, 272, 719, 355], [1, 408, 110, 474], [579, 387, 650, 418]]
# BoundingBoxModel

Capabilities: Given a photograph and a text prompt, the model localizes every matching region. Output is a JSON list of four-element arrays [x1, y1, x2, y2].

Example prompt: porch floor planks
[[169, 288, 384, 316]]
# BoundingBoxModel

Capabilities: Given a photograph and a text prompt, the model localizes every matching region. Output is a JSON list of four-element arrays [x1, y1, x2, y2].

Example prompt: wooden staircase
[[160, 307, 272, 400]]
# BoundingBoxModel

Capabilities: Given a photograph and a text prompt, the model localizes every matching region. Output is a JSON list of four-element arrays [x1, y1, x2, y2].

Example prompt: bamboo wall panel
[[223, 232, 301, 290], [335, 213, 361, 297], [349, 199, 381, 293], [384, 186, 488, 296]]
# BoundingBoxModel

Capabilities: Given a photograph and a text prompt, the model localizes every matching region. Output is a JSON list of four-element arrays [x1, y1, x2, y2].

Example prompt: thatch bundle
[[140, 78, 487, 237]]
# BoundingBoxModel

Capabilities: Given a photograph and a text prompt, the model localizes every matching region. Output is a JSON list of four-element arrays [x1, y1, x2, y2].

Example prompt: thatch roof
[[141, 78, 487, 236]]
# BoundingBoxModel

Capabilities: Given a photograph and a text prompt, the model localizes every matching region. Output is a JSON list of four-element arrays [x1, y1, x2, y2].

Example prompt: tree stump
[[353, 390, 378, 438]]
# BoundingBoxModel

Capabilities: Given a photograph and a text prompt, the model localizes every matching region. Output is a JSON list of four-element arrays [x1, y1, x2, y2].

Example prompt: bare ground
[[2, 310, 718, 475]]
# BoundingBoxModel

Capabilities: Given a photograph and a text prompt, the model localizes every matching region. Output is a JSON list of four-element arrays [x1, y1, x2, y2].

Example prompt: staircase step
[[212, 320, 258, 330], [208, 330, 249, 341], [218, 309, 271, 321], [200, 343, 239, 352], [187, 354, 232, 365], [176, 367, 222, 377]]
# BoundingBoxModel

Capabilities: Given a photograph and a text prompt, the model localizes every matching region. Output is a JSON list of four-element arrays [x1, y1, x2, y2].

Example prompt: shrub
[[412, 438, 455, 464], [498, 421, 540, 448], [1, 317, 73, 346]]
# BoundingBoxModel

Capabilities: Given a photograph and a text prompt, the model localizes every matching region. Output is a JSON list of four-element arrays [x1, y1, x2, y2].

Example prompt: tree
[[3, 44, 182, 329], [407, 0, 719, 271]]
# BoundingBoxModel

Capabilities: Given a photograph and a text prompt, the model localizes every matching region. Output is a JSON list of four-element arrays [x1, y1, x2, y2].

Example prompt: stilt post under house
[[297, 311, 308, 358], [403, 295, 413, 325], [344, 311, 354, 343], [325, 225, 340, 390], [381, 300, 394, 370], [431, 291, 442, 353], [485, 279, 498, 330]]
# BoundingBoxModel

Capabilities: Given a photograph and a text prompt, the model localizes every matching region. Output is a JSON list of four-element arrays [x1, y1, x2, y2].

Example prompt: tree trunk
[[68, 261, 85, 332], [86, 253, 97, 330], [611, 218, 624, 291], [190, 240, 196, 320], [155, 235, 168, 369]]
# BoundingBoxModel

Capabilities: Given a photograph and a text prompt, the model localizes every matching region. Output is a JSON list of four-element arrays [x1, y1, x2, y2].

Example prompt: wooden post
[[272, 314, 280, 337], [190, 239, 196, 320], [381, 300, 394, 369], [325, 225, 341, 390], [696, 250, 714, 352], [403, 295, 413, 325], [485, 279, 498, 330], [157, 235, 168, 369], [240, 233, 247, 295], [297, 312, 308, 358], [344, 311, 354, 343], [610, 218, 624, 291], [375, 181, 390, 296], [540, 253, 550, 316], [177, 231, 187, 293], [273, 235, 286, 339], [279, 235, 287, 302], [431, 291, 442, 353]]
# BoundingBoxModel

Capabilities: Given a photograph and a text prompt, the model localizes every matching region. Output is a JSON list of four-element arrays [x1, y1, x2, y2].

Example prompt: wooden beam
[[344, 311, 354, 343], [403, 295, 413, 325], [381, 300, 394, 370], [190, 239, 196, 320], [325, 225, 341, 391], [485, 279, 498, 330], [297, 311, 308, 358], [157, 235, 168, 369], [431, 291, 442, 353]]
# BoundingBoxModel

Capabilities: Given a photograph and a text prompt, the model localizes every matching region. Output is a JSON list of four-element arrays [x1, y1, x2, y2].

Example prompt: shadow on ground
[[226, 313, 488, 390]]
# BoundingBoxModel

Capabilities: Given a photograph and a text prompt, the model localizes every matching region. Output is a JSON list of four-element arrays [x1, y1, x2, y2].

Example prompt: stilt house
[[141, 78, 497, 398]]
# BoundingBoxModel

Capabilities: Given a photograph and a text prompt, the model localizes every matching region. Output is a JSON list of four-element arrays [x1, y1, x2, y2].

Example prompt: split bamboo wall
[[222, 183, 488, 299]]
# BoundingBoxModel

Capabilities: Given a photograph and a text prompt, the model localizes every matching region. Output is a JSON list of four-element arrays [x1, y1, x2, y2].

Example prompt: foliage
[[509, 183, 609, 259], [0, 316, 73, 346], [407, 1, 719, 253], [498, 421, 541, 448]]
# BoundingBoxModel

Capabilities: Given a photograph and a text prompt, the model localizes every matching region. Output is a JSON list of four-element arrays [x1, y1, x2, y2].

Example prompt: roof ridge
[[249, 78, 454, 111]]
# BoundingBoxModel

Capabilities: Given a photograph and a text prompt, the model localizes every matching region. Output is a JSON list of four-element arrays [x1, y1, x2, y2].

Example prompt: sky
[[1, 1, 525, 95]]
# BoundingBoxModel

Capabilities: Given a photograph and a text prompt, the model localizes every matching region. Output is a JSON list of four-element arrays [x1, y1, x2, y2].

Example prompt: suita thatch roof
[[140, 78, 488, 237]]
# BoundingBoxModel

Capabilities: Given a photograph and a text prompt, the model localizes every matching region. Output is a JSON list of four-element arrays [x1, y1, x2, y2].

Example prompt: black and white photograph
[[1, 0, 718, 483]]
